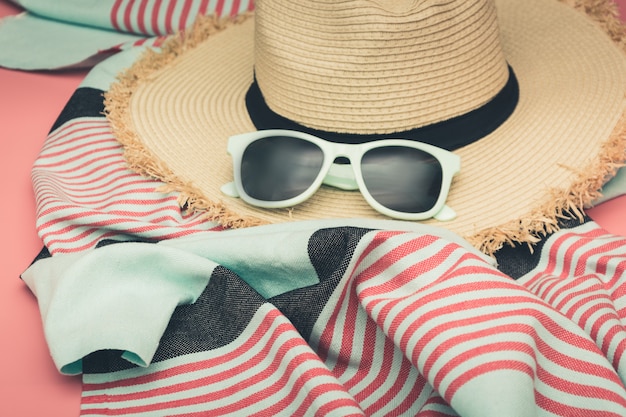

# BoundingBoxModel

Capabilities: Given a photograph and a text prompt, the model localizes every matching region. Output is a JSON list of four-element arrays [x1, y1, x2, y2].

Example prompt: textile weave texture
[[23, 221, 626, 416], [11, 0, 626, 415]]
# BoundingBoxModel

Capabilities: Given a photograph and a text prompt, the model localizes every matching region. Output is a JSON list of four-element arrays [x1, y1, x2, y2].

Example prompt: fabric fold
[[0, 0, 255, 70], [69, 220, 626, 416], [0, 12, 146, 70], [21, 242, 218, 374], [22, 219, 485, 375], [20, 219, 626, 415]]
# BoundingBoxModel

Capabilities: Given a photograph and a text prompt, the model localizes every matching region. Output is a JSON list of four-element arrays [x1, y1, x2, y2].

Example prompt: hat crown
[[254, 0, 510, 135]]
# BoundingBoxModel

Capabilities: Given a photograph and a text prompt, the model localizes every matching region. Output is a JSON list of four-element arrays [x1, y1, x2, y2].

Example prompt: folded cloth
[[30, 46, 217, 256], [21, 240, 217, 375], [0, 0, 254, 69], [22, 219, 482, 375], [0, 12, 145, 69], [13, 1, 626, 415], [21, 219, 626, 416]]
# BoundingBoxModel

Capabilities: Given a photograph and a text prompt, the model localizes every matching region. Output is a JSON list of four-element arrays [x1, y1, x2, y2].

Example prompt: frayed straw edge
[[104, 13, 266, 229], [470, 110, 626, 254], [105, 3, 626, 254], [561, 0, 626, 49], [466, 0, 626, 255]]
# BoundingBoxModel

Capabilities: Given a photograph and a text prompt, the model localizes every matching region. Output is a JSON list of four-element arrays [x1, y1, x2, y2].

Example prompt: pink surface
[[0, 2, 84, 415], [1, 0, 625, 415]]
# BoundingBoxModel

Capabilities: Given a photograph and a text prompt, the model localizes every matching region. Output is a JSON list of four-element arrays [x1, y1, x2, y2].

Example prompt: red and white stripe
[[519, 222, 626, 383], [32, 118, 214, 255], [80, 305, 365, 416], [311, 230, 626, 416], [110, 0, 255, 36], [72, 225, 626, 415], [309, 233, 435, 415]]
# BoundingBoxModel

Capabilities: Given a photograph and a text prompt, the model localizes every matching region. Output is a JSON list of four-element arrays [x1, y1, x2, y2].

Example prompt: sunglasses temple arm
[[221, 182, 241, 198], [434, 204, 456, 221]]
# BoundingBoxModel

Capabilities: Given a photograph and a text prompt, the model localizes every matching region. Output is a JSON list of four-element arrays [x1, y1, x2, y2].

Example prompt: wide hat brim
[[106, 0, 626, 254]]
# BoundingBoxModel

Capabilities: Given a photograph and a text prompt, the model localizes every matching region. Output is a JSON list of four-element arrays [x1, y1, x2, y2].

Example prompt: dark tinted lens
[[241, 136, 325, 201], [361, 146, 443, 213]]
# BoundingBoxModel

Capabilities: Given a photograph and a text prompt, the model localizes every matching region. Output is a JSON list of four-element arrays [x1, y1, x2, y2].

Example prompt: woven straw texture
[[253, 0, 509, 133], [105, 0, 626, 254]]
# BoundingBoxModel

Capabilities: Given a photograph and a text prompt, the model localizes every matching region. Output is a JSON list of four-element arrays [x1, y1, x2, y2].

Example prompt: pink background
[[1, 0, 626, 415]]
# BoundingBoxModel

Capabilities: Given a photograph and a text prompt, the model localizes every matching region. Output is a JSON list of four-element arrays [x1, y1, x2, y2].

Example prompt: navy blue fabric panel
[[270, 227, 371, 341], [50, 87, 105, 133]]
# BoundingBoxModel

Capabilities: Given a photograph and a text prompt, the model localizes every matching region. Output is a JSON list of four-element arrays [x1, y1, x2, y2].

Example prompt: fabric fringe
[[105, 2, 626, 255]]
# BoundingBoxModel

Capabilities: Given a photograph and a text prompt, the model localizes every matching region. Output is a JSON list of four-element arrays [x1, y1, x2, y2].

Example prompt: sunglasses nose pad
[[221, 182, 240, 198], [433, 204, 456, 221], [323, 163, 359, 190]]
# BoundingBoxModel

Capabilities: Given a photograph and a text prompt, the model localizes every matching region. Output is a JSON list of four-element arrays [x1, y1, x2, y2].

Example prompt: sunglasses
[[221, 130, 461, 221]]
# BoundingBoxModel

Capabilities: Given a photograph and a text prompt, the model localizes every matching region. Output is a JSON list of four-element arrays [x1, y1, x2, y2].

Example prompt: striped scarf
[[13, 1, 626, 415]]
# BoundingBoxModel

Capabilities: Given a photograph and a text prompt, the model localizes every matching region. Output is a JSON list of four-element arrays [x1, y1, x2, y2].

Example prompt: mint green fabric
[[80, 45, 147, 91], [21, 219, 486, 375], [21, 243, 218, 375], [595, 166, 626, 205], [0, 13, 144, 69], [14, 0, 116, 30]]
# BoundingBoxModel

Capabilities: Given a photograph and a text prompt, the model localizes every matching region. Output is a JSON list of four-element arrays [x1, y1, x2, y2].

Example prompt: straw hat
[[105, 0, 626, 254]]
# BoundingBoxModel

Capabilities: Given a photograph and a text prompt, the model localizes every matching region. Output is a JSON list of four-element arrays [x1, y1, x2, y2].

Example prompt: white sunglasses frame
[[223, 129, 461, 221]]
